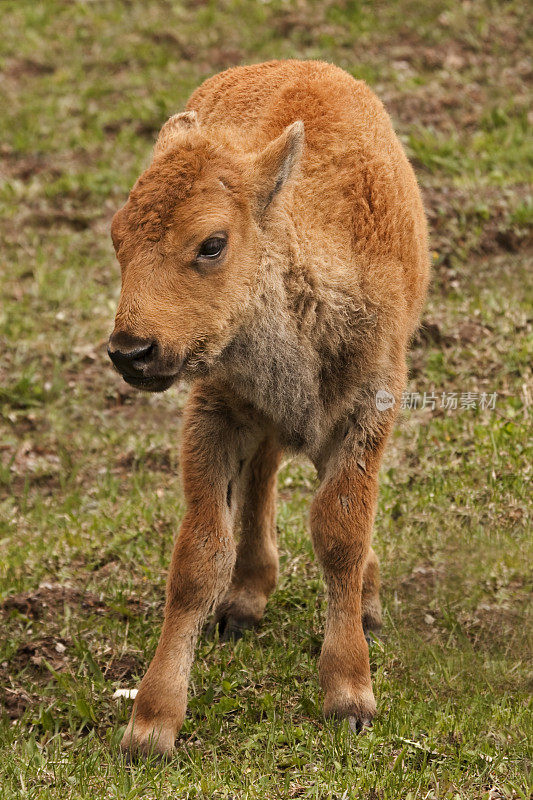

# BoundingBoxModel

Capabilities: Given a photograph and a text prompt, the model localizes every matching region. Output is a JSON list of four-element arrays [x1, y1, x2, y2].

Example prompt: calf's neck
[[107, 59, 430, 757]]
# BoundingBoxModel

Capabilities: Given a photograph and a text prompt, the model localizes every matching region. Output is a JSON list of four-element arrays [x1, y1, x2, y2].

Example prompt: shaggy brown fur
[[108, 59, 429, 757]]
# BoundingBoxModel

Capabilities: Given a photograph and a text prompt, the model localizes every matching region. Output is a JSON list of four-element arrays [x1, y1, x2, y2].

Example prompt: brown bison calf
[[108, 60, 429, 757]]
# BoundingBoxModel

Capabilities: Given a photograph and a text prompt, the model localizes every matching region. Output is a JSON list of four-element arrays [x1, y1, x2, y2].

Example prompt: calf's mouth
[[121, 373, 177, 393]]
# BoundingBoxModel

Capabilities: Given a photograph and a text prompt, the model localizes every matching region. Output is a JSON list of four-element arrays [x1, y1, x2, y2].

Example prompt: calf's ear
[[154, 111, 199, 158], [250, 121, 304, 218], [110, 206, 126, 252]]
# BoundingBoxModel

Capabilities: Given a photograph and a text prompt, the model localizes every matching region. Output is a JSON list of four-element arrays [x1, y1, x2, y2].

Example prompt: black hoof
[[207, 614, 256, 641], [362, 612, 382, 639], [363, 623, 382, 649], [347, 715, 373, 735], [120, 745, 172, 765]]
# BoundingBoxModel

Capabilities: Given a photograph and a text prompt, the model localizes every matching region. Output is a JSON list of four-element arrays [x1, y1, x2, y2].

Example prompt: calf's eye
[[197, 236, 226, 260]]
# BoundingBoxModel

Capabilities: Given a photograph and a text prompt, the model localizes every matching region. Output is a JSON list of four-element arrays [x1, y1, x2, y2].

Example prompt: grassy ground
[[1, 1, 531, 798]]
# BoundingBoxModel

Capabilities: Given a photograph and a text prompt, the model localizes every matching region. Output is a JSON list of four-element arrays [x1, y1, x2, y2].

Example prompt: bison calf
[[108, 59, 429, 757]]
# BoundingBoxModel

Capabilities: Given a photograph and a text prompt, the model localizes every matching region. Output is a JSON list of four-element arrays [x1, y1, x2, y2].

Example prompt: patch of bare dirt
[[147, 30, 196, 61], [458, 602, 525, 648], [200, 47, 244, 71], [455, 320, 494, 345], [385, 22, 529, 76], [386, 83, 485, 134], [1, 582, 153, 624], [1, 583, 107, 620], [103, 118, 168, 138], [9, 635, 72, 674], [0, 148, 63, 181], [1, 440, 63, 499], [394, 563, 529, 652], [400, 562, 446, 594], [411, 317, 492, 350], [25, 210, 96, 231], [422, 184, 533, 265], [4, 58, 55, 79], [412, 320, 452, 348], [115, 447, 177, 473], [104, 653, 142, 682], [0, 687, 35, 720]]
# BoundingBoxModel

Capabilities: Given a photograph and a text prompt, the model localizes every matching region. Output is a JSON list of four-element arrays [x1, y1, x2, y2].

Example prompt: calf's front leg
[[120, 385, 257, 757]]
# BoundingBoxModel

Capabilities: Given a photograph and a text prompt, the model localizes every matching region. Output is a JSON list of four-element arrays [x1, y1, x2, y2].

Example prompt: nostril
[[107, 334, 157, 376], [131, 340, 155, 364]]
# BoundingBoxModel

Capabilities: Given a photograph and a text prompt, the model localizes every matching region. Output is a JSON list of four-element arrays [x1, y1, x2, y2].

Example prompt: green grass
[[1, 1, 531, 798]]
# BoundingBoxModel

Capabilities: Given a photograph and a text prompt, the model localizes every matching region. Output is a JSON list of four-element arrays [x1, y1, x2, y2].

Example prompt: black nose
[[107, 331, 157, 377]]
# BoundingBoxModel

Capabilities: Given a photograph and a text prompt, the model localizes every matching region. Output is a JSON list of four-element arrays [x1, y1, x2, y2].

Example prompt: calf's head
[[108, 111, 304, 391]]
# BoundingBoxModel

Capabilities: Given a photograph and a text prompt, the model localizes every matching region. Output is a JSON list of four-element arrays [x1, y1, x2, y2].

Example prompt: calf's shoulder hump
[[187, 60, 429, 325], [187, 60, 392, 150]]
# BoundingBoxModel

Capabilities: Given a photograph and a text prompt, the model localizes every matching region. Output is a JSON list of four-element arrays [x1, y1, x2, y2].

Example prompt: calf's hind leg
[[362, 546, 382, 638], [310, 428, 389, 730], [213, 437, 282, 639]]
